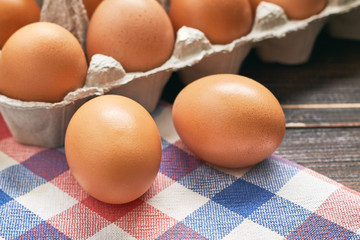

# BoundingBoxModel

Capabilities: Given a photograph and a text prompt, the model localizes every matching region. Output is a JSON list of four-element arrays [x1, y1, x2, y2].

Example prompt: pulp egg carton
[[0, 0, 359, 148]]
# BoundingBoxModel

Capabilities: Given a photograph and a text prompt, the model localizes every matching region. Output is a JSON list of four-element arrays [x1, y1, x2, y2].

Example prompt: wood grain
[[239, 30, 360, 192], [162, 30, 360, 192], [275, 128, 360, 192]]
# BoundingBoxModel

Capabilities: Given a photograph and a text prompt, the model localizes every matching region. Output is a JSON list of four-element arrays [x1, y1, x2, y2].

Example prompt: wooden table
[[162, 30, 360, 192]]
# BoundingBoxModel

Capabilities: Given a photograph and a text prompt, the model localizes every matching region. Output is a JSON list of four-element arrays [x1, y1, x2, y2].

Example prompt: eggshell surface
[[86, 0, 175, 72], [0, 0, 40, 49], [172, 74, 286, 168], [0, 22, 87, 103], [65, 95, 162, 204], [82, 0, 103, 18], [169, 0, 253, 44], [250, 0, 328, 20]]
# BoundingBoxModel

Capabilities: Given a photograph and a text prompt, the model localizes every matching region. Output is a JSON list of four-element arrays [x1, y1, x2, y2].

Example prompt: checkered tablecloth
[[0, 102, 359, 240]]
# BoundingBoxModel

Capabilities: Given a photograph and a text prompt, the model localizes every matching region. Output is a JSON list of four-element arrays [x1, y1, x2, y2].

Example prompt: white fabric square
[[16, 182, 78, 220], [277, 171, 339, 211], [154, 107, 179, 144], [146, 182, 209, 221], [0, 152, 18, 171], [88, 223, 136, 240], [224, 219, 283, 240], [212, 164, 251, 179]]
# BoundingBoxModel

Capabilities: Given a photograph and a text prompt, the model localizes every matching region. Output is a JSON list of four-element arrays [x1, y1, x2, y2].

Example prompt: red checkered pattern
[[0, 103, 359, 239]]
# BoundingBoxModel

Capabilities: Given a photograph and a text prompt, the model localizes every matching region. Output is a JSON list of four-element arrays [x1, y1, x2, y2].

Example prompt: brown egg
[[169, 0, 253, 45], [0, 0, 40, 49], [172, 74, 286, 168], [0, 22, 87, 103], [86, 0, 175, 72], [250, 0, 328, 20], [65, 95, 162, 204], [82, 0, 103, 19]]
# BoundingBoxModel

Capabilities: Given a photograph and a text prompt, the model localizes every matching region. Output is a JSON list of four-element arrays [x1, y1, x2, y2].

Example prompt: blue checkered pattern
[[0, 103, 359, 239]]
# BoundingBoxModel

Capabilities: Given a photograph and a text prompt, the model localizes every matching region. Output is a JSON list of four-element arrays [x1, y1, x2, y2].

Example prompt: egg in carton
[[252, 0, 360, 64], [0, 0, 211, 148], [1, 0, 360, 148], [167, 0, 360, 83]]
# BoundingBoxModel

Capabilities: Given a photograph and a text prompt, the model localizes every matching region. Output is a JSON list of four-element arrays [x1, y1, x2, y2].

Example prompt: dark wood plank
[[275, 128, 360, 192], [283, 107, 360, 127], [162, 30, 360, 192], [241, 30, 360, 192], [240, 31, 360, 106]]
